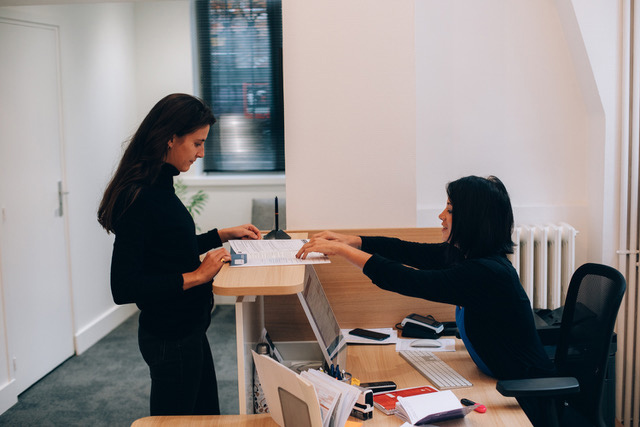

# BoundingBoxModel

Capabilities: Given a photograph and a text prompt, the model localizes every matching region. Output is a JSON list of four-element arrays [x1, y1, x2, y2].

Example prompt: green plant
[[174, 179, 209, 231]]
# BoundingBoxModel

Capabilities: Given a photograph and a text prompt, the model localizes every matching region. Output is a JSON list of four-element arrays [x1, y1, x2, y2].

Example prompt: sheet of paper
[[229, 239, 330, 266], [300, 370, 341, 427], [301, 370, 361, 427], [341, 328, 398, 344], [395, 337, 456, 352]]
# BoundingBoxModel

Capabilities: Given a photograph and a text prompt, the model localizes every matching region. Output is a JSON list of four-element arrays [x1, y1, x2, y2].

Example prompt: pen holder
[[263, 196, 290, 239], [264, 229, 291, 240]]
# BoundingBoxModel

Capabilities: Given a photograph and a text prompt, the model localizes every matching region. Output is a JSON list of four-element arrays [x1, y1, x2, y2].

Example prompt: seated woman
[[297, 175, 554, 423]]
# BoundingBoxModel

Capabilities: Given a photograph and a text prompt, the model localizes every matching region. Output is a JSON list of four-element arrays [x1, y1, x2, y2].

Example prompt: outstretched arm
[[296, 232, 371, 269]]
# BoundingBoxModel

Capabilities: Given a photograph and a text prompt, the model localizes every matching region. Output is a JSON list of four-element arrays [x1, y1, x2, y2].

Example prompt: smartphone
[[348, 328, 390, 341], [401, 313, 444, 333], [359, 381, 397, 393]]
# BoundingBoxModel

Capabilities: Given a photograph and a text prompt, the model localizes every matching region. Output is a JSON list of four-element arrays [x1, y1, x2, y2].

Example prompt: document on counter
[[228, 239, 331, 267]]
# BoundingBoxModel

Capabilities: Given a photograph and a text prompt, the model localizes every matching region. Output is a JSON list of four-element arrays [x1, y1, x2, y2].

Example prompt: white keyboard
[[399, 350, 472, 389]]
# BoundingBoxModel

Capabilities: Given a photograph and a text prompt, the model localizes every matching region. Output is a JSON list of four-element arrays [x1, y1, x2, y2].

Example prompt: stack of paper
[[372, 386, 438, 415], [300, 370, 361, 427], [253, 351, 323, 426], [252, 351, 362, 427], [394, 389, 474, 425]]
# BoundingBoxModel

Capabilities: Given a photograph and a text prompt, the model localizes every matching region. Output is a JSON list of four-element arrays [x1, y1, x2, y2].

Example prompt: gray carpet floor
[[0, 304, 238, 426]]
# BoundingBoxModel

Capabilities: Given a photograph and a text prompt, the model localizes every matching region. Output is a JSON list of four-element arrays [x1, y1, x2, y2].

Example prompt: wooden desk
[[131, 342, 531, 426], [210, 228, 530, 424], [347, 342, 531, 426], [262, 228, 455, 343], [212, 233, 311, 414], [212, 233, 308, 297], [213, 261, 305, 296], [132, 414, 277, 426]]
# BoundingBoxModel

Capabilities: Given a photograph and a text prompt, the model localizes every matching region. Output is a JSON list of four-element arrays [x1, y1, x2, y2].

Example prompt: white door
[[0, 18, 75, 394]]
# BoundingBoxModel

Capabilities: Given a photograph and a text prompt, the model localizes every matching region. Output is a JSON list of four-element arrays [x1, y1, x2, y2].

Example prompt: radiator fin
[[508, 223, 577, 309]]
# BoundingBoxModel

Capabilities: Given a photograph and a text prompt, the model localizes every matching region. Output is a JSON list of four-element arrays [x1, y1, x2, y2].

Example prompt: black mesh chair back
[[554, 263, 626, 425]]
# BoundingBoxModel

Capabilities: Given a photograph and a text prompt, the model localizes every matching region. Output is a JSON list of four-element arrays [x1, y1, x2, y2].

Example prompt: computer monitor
[[296, 267, 346, 367]]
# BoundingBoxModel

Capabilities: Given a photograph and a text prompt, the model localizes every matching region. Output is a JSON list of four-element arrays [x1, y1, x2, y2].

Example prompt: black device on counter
[[401, 313, 444, 333], [397, 313, 448, 339]]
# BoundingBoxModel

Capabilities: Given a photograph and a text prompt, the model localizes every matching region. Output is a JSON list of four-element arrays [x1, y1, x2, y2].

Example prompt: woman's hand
[[219, 224, 262, 242], [296, 233, 371, 269], [310, 230, 362, 249], [182, 247, 230, 290], [296, 237, 345, 259]]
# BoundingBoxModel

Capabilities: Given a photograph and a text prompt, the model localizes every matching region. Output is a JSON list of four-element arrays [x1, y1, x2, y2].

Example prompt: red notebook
[[372, 385, 439, 415]]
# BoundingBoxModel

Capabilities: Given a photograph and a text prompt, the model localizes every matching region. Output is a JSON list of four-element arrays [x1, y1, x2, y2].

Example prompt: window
[[195, 0, 285, 172]]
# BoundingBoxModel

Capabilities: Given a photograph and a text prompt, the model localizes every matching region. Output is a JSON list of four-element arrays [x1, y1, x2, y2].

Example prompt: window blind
[[195, 0, 284, 172]]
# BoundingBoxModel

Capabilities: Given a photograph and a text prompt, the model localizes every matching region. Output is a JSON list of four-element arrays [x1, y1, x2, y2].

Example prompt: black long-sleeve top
[[110, 164, 222, 339], [361, 236, 554, 380]]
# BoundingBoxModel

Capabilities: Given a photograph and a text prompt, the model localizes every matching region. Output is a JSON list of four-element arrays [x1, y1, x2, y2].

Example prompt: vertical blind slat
[[195, 0, 285, 172]]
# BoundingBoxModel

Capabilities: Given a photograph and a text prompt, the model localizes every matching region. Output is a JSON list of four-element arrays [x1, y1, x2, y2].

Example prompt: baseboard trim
[[74, 304, 138, 355], [0, 379, 17, 415]]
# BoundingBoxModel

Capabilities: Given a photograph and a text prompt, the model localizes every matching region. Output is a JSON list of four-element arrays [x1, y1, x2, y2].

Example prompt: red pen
[[461, 398, 487, 413]]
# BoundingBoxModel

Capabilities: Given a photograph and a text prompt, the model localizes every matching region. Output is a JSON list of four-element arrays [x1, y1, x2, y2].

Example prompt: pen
[[461, 398, 487, 413], [274, 196, 279, 230]]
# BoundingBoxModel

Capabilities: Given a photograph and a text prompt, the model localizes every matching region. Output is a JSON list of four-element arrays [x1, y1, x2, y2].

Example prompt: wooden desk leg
[[235, 295, 264, 415]]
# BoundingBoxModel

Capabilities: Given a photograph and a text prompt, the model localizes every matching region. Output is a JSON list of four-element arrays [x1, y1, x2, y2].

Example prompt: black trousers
[[138, 324, 220, 416]]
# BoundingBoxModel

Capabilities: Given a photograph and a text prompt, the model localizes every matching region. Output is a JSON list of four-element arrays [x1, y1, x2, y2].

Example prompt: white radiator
[[508, 223, 578, 310]]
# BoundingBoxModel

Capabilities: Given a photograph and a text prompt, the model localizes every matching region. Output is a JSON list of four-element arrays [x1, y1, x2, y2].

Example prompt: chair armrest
[[496, 377, 580, 398]]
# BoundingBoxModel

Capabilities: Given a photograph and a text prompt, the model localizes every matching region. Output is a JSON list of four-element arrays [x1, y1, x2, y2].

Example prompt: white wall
[[56, 2, 141, 353], [134, 1, 195, 118], [283, 0, 417, 229], [566, 0, 622, 266], [415, 0, 591, 265], [283, 0, 623, 270], [416, 0, 588, 220]]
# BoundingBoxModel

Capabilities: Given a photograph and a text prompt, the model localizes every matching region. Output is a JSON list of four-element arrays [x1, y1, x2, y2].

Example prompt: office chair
[[496, 263, 626, 427]]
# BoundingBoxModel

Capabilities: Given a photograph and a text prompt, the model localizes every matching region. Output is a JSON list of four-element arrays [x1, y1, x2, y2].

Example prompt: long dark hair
[[98, 93, 215, 233], [445, 175, 514, 258]]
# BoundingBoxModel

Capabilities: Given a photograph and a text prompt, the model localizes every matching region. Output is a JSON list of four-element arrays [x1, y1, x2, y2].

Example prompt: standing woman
[[296, 175, 554, 423], [98, 93, 261, 416]]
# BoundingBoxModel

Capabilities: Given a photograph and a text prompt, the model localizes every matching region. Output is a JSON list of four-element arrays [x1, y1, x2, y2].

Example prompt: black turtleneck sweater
[[110, 164, 222, 339], [361, 236, 554, 381]]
